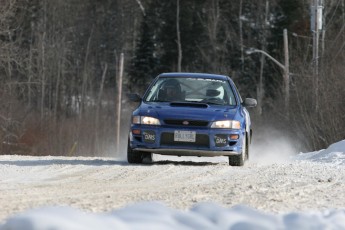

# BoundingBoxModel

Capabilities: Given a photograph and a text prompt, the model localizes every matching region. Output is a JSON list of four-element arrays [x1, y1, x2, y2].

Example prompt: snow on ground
[[0, 139, 345, 230]]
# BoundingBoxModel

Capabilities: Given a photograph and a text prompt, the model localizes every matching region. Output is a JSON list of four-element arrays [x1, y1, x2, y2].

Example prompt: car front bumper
[[134, 148, 239, 157], [129, 125, 245, 157]]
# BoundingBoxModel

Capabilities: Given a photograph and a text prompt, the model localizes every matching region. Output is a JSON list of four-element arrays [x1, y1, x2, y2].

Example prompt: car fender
[[243, 108, 251, 134]]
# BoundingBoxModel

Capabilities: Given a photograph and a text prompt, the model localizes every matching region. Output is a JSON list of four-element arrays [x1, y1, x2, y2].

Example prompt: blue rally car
[[127, 73, 257, 166]]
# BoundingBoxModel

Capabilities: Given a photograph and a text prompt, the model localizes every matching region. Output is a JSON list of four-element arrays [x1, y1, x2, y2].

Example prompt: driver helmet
[[162, 79, 181, 100]]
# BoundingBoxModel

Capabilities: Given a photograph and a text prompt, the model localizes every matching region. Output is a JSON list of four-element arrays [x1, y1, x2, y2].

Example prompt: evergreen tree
[[128, 0, 207, 88], [128, 14, 159, 91], [157, 1, 206, 72]]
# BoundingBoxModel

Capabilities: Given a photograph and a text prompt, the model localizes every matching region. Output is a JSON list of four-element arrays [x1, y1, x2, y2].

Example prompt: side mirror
[[127, 93, 142, 102], [243, 98, 257, 108]]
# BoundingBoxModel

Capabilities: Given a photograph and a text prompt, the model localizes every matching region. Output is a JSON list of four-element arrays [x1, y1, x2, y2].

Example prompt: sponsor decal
[[215, 135, 227, 147], [143, 131, 155, 143]]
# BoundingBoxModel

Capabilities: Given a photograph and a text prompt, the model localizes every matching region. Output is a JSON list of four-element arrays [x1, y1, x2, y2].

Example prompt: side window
[[222, 81, 237, 106], [216, 86, 224, 99], [144, 78, 163, 101]]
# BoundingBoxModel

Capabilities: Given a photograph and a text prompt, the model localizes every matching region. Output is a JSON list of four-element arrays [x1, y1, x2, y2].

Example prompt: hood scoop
[[170, 102, 208, 108]]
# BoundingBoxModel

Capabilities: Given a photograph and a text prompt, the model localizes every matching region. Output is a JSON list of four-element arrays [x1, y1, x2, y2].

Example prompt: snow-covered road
[[1, 140, 345, 229]]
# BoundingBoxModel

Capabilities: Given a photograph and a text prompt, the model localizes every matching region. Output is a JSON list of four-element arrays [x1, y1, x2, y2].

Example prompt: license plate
[[174, 130, 196, 142]]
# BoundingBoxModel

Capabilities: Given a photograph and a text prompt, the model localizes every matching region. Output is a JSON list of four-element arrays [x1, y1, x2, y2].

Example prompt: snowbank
[[295, 139, 345, 165], [2, 202, 345, 230], [1, 139, 345, 230]]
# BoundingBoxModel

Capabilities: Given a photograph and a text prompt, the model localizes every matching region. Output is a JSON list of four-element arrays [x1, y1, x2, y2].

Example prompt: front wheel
[[127, 139, 152, 164], [228, 134, 247, 166]]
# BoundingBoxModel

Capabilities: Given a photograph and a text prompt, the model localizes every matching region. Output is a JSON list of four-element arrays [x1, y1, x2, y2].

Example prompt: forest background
[[0, 0, 344, 156]]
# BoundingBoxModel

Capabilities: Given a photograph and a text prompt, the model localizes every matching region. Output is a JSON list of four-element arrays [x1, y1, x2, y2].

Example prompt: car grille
[[160, 133, 210, 148], [164, 119, 209, 127]]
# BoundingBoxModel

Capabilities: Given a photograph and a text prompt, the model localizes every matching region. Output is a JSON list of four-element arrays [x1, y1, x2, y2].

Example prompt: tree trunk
[[176, 0, 182, 72], [239, 0, 244, 71], [95, 63, 108, 154]]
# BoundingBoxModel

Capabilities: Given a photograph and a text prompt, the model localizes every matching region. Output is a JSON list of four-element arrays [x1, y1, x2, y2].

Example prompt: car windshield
[[144, 77, 237, 106]]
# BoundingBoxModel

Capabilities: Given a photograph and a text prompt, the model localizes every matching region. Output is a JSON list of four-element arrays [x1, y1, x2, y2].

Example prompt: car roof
[[158, 72, 230, 81]]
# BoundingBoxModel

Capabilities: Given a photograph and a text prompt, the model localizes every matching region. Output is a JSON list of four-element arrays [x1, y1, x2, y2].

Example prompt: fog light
[[132, 129, 141, 135], [229, 134, 239, 140]]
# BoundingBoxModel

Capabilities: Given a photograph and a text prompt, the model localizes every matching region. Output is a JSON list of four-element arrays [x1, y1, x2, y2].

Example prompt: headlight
[[132, 116, 160, 125], [211, 120, 241, 129]]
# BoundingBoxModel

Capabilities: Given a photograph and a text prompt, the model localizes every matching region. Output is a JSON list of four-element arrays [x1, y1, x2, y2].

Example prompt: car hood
[[138, 102, 239, 121]]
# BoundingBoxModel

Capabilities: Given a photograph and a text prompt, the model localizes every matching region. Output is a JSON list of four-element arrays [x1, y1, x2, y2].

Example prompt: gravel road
[[1, 153, 345, 222]]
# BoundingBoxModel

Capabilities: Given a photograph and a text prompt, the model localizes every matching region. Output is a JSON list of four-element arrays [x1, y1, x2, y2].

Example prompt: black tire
[[228, 134, 247, 166], [246, 136, 250, 160], [127, 139, 152, 164]]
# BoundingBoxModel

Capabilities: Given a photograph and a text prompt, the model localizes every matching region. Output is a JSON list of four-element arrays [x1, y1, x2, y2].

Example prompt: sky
[[1, 140, 345, 230]]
